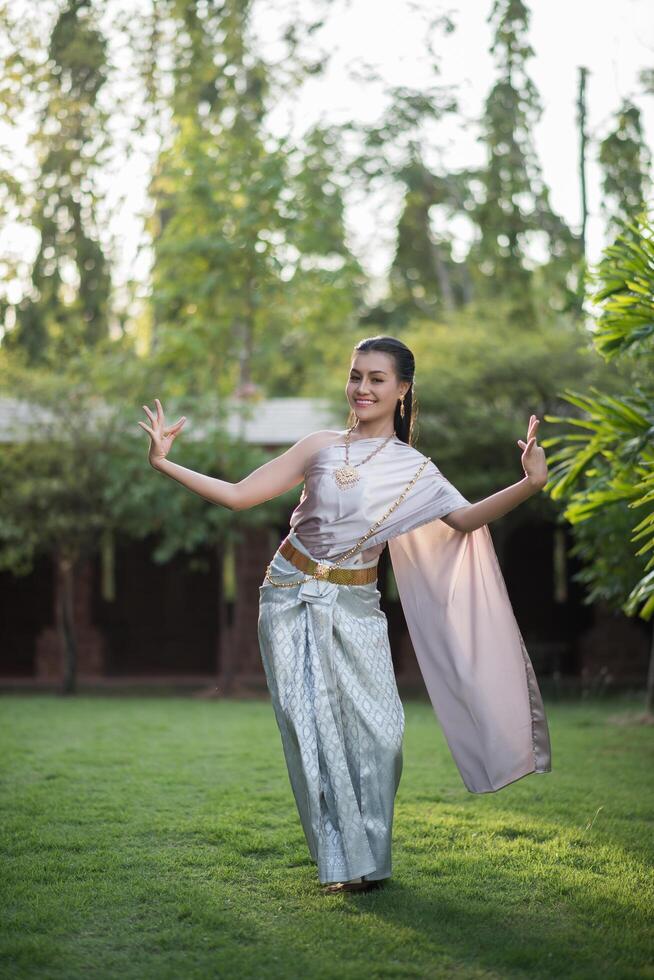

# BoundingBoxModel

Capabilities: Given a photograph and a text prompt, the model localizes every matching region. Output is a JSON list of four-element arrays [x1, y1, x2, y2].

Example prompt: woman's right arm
[[138, 398, 332, 511]]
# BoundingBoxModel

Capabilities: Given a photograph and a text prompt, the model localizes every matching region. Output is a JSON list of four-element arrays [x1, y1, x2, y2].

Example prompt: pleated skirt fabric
[[257, 532, 405, 884]]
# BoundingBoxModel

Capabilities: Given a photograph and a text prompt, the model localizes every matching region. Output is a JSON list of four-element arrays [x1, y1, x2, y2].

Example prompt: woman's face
[[345, 351, 410, 423]]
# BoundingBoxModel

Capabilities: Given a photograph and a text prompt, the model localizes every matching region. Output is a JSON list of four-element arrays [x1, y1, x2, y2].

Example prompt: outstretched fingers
[[138, 401, 186, 441], [163, 416, 186, 437], [139, 402, 162, 439], [138, 419, 155, 438], [518, 414, 539, 451]]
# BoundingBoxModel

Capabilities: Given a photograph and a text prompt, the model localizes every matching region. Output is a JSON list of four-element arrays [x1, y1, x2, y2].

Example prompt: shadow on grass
[[129, 805, 652, 980]]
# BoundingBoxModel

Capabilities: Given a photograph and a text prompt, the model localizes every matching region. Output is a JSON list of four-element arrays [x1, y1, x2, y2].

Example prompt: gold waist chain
[[264, 456, 431, 588]]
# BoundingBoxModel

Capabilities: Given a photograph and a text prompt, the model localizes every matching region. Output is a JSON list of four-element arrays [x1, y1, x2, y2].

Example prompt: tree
[[396, 302, 613, 510], [386, 156, 473, 324], [1, 0, 112, 362], [342, 41, 472, 327], [469, 0, 579, 319], [543, 208, 654, 712], [598, 99, 652, 239], [350, 0, 579, 328], [0, 342, 287, 694], [577, 66, 590, 262], [131, 0, 364, 400]]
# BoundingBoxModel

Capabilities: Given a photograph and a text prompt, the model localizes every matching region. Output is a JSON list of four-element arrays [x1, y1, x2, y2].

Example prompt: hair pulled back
[[346, 335, 418, 446]]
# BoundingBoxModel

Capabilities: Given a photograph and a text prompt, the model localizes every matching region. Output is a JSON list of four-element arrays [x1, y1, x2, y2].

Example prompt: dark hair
[[346, 335, 418, 446]]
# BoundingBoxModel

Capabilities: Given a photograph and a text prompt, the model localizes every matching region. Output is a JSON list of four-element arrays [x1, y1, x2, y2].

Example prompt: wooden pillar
[[35, 558, 106, 683], [218, 527, 278, 692]]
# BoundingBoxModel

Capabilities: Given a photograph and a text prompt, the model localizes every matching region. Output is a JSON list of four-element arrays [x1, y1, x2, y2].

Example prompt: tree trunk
[[218, 540, 234, 695], [553, 525, 568, 604], [57, 553, 78, 696], [428, 239, 455, 311], [577, 66, 589, 261], [460, 262, 474, 305]]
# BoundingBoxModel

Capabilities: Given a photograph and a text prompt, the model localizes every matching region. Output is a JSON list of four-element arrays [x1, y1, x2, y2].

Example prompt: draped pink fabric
[[389, 521, 551, 793], [290, 435, 552, 794]]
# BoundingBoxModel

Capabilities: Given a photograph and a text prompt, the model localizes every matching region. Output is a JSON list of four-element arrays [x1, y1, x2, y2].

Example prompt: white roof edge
[[0, 395, 344, 445]]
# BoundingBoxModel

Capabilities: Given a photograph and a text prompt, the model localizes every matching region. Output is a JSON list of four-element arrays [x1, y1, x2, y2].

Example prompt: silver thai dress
[[257, 435, 551, 885]]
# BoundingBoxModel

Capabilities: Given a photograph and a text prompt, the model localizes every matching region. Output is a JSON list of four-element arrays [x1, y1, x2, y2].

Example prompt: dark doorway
[[92, 535, 221, 676], [0, 556, 52, 676]]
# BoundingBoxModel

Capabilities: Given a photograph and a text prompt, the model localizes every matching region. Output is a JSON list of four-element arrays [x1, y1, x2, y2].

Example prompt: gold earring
[[399, 395, 405, 419]]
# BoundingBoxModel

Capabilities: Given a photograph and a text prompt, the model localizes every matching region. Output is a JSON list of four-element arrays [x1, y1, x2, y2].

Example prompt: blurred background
[[0, 0, 652, 703]]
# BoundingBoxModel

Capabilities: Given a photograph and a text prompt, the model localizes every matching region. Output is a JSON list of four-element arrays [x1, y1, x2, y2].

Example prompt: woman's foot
[[322, 877, 387, 894]]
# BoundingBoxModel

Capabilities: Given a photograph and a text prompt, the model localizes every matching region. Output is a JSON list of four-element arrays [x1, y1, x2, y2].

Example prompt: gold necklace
[[333, 424, 396, 490], [266, 455, 430, 586]]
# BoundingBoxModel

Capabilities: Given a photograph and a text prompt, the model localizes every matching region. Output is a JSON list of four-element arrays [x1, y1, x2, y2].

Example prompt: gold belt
[[272, 537, 378, 586], [265, 456, 431, 589]]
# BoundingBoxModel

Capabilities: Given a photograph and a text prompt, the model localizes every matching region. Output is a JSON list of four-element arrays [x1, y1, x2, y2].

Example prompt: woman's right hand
[[138, 398, 186, 468]]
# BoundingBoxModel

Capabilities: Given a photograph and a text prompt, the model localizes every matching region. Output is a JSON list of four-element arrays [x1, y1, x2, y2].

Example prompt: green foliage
[[1, 0, 652, 630], [328, 49, 468, 324], [1, 0, 112, 363], [598, 101, 652, 238], [141, 0, 363, 399], [564, 501, 650, 609], [389, 304, 609, 511], [0, 343, 288, 577], [543, 209, 654, 620], [345, 0, 581, 328], [387, 158, 473, 322], [591, 214, 654, 358], [469, 0, 580, 318]]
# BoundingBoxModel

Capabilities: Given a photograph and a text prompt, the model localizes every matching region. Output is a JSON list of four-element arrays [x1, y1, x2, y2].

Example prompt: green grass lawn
[[1, 693, 652, 980]]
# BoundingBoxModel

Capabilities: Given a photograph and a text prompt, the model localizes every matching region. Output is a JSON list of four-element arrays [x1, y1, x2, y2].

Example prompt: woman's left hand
[[517, 415, 548, 489]]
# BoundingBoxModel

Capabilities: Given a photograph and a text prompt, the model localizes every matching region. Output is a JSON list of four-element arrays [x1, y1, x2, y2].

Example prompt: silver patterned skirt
[[257, 530, 405, 884]]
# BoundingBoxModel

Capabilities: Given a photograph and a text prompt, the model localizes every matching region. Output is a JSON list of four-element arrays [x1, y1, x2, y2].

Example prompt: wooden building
[[0, 397, 649, 694]]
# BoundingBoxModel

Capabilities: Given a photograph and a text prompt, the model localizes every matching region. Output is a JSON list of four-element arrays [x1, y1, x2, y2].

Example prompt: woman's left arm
[[441, 415, 547, 533]]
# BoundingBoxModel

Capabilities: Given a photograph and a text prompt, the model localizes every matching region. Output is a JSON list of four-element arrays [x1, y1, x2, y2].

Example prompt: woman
[[138, 335, 552, 895]]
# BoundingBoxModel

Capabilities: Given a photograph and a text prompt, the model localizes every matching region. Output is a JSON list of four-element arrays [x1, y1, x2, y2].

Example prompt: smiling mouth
[[354, 398, 376, 405]]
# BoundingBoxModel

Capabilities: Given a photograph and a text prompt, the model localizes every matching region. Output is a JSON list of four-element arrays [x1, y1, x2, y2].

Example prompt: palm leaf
[[545, 205, 654, 619]]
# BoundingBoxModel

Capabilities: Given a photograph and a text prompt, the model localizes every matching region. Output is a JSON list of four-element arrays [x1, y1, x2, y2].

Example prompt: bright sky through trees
[[2, 0, 652, 301]]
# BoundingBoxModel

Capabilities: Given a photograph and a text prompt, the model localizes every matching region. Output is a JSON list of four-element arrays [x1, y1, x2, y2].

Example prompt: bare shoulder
[[292, 428, 346, 462], [308, 428, 347, 446]]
